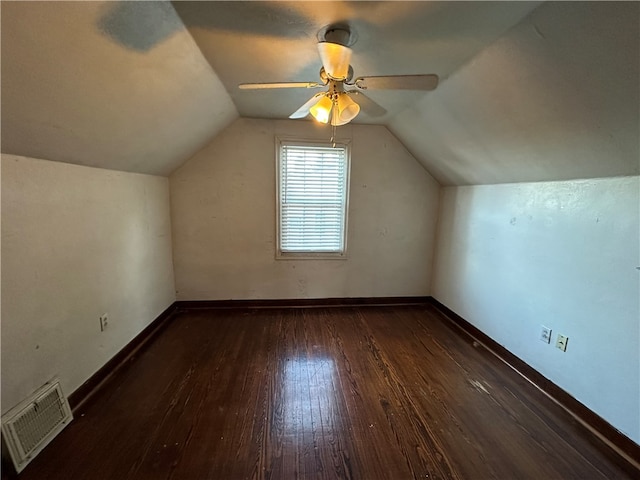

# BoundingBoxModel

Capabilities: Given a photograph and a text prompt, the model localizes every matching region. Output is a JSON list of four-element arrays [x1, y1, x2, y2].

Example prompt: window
[[277, 139, 350, 258]]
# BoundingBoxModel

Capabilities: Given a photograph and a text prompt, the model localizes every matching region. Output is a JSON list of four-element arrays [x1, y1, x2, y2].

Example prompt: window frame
[[275, 137, 351, 260]]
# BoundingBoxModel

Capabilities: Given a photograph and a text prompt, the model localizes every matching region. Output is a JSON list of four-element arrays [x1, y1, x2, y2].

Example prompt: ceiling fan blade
[[289, 93, 324, 119], [317, 42, 352, 80], [348, 91, 387, 118], [239, 82, 323, 90], [355, 74, 439, 91]]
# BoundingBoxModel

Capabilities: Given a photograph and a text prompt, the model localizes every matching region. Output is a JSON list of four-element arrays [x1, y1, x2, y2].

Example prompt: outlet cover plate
[[540, 325, 552, 344], [556, 334, 568, 352]]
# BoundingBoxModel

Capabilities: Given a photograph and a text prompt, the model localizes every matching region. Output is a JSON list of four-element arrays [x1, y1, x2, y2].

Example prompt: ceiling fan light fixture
[[309, 94, 333, 124], [336, 92, 360, 124], [330, 107, 345, 126]]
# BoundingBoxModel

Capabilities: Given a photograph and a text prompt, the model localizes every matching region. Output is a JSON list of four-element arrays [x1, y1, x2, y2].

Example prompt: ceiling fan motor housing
[[320, 65, 354, 84]]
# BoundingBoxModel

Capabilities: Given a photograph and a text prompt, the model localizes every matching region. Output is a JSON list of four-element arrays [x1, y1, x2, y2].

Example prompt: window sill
[[276, 251, 348, 260]]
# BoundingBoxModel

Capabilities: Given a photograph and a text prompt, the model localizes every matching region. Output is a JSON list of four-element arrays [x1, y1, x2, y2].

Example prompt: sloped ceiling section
[[389, 1, 640, 186], [172, 1, 540, 125], [2, 2, 636, 184], [1, 1, 238, 175]]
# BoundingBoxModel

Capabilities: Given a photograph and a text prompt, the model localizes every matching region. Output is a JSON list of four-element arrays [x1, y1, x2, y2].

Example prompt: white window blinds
[[278, 142, 349, 255]]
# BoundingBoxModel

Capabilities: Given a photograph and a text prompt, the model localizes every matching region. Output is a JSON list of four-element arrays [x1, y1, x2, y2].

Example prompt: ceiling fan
[[238, 25, 439, 126]]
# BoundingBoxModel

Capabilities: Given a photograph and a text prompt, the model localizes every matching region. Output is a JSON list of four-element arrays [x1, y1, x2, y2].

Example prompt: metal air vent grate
[[1, 379, 73, 473]]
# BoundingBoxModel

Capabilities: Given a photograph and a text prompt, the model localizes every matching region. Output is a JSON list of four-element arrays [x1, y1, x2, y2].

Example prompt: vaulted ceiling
[[1, 1, 638, 184]]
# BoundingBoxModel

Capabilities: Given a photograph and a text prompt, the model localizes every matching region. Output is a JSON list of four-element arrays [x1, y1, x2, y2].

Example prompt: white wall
[[432, 176, 640, 444], [170, 118, 440, 300], [1, 154, 176, 412]]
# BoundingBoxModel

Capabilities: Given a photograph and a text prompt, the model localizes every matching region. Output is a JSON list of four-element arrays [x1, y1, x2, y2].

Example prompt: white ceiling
[[1, 1, 638, 184]]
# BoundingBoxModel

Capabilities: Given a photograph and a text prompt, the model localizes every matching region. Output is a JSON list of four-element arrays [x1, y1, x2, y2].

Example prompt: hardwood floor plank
[[7, 305, 636, 480]]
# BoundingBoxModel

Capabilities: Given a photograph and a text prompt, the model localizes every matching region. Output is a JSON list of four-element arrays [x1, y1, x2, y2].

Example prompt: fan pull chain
[[330, 94, 338, 147]]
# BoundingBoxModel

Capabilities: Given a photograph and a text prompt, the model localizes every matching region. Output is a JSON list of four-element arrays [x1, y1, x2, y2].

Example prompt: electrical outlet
[[556, 334, 568, 352], [99, 314, 109, 332], [540, 325, 552, 344]]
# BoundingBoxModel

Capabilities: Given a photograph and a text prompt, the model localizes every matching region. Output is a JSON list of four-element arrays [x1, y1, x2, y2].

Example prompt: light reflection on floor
[[283, 357, 336, 435]]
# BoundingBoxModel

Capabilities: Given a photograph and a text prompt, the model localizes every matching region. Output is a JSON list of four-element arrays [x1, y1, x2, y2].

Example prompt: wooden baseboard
[[177, 296, 431, 310], [68, 303, 178, 412], [428, 297, 640, 473]]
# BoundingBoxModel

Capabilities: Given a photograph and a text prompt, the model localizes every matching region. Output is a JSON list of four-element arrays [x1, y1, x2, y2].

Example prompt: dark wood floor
[[8, 305, 636, 479]]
